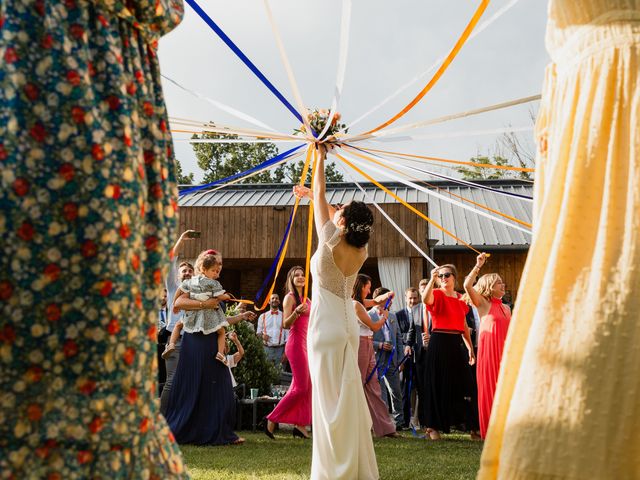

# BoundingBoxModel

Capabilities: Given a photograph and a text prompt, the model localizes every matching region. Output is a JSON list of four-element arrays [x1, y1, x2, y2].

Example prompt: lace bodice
[[310, 221, 364, 299]]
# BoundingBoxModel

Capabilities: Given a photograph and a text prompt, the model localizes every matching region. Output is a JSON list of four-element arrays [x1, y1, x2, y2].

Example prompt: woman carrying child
[[165, 249, 255, 445], [163, 249, 230, 363]]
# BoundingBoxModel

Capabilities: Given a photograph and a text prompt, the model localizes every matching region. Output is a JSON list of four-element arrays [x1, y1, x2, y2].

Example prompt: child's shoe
[[161, 342, 176, 359]]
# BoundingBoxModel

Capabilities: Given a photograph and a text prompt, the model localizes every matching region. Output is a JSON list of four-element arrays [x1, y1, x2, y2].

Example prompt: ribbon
[[347, 175, 438, 268], [365, 349, 385, 385], [344, 0, 524, 132], [179, 144, 305, 197], [350, 146, 534, 201], [344, 94, 541, 143], [376, 345, 396, 382], [263, 0, 314, 138], [184, 0, 302, 123], [368, 125, 533, 143], [364, 0, 490, 135], [316, 0, 352, 141], [302, 150, 318, 302], [189, 151, 304, 195], [161, 74, 277, 132], [335, 151, 484, 254], [360, 146, 535, 174], [339, 149, 531, 235], [179, 139, 298, 144], [254, 146, 314, 310]]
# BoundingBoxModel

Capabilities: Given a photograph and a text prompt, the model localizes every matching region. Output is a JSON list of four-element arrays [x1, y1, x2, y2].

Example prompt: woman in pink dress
[[264, 266, 312, 438], [463, 253, 511, 438]]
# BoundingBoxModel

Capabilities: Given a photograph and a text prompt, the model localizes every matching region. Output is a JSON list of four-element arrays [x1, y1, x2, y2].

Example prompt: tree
[[192, 132, 281, 184], [191, 132, 344, 184], [175, 159, 194, 185], [457, 155, 517, 180], [458, 123, 535, 180], [274, 158, 344, 183]]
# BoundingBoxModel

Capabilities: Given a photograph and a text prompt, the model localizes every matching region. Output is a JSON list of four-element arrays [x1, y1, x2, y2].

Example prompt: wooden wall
[[178, 203, 429, 261]]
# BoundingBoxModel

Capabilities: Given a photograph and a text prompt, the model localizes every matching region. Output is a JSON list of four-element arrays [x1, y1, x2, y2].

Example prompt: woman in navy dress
[[165, 295, 255, 445]]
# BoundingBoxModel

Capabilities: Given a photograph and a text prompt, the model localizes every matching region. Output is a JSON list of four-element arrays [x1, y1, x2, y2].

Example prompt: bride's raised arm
[[313, 144, 332, 233]]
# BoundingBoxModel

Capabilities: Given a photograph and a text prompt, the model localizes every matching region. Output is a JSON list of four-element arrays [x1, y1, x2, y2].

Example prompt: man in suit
[[406, 283, 433, 430], [370, 287, 405, 429], [400, 287, 431, 429]]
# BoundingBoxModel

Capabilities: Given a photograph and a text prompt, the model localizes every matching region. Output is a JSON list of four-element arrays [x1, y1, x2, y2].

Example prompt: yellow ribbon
[[365, 0, 491, 134], [303, 149, 318, 302], [256, 145, 314, 311]]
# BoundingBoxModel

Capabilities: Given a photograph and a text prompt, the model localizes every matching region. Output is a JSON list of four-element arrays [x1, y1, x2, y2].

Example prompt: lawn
[[181, 430, 483, 479]]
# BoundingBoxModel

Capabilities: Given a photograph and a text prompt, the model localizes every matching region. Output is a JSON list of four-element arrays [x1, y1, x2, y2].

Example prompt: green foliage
[[274, 158, 344, 183], [457, 155, 515, 180], [227, 318, 278, 396], [175, 159, 194, 185], [192, 132, 281, 184]]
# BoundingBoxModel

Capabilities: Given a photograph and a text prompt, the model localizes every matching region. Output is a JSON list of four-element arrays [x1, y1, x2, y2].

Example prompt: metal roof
[[179, 180, 533, 248]]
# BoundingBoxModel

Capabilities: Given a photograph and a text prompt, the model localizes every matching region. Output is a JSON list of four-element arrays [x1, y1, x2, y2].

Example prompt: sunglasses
[[438, 272, 454, 279]]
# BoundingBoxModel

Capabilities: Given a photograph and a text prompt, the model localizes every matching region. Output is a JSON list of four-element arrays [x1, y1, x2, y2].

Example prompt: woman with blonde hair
[[463, 253, 511, 439]]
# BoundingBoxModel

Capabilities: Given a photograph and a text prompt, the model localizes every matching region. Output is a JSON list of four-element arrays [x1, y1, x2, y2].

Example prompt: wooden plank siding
[[178, 203, 429, 261], [176, 204, 527, 304]]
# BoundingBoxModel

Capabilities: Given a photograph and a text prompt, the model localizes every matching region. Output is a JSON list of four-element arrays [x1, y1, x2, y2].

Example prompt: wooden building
[[178, 180, 532, 309]]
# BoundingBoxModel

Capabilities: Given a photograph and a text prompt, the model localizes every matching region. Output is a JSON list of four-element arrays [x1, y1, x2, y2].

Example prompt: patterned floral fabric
[[0, 0, 188, 478]]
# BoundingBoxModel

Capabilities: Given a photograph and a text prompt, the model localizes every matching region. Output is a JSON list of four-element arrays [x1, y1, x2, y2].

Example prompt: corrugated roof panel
[[177, 181, 533, 247]]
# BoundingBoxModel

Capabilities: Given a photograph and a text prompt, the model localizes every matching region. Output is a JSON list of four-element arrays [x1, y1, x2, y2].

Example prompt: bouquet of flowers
[[294, 108, 348, 141]]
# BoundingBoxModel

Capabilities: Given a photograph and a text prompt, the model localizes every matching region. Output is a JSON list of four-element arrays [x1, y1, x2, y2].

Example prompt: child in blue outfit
[[163, 249, 230, 364]]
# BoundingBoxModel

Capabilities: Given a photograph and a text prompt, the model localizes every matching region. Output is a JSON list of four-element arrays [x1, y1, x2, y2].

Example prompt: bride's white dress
[[307, 221, 379, 480]]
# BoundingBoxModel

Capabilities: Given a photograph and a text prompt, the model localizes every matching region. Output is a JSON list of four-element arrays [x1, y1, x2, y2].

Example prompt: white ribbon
[[169, 117, 301, 141], [338, 150, 532, 235], [182, 138, 299, 144], [316, 0, 352, 141], [345, 172, 439, 268], [343, 94, 541, 143], [344, 0, 524, 132], [263, 0, 314, 140], [162, 74, 277, 132], [367, 125, 533, 143]]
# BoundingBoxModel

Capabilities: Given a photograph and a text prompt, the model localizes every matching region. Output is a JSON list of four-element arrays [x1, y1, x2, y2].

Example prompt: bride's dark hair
[[341, 201, 374, 248]]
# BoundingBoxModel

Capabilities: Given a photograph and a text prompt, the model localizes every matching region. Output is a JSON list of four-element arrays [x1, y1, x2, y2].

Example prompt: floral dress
[[0, 0, 188, 478]]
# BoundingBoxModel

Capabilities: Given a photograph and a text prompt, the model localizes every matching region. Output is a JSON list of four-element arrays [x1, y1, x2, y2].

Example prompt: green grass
[[181, 430, 483, 479]]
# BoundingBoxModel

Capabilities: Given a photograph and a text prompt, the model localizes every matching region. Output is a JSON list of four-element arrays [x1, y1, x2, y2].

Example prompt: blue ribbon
[[178, 144, 305, 196], [185, 0, 303, 124], [254, 206, 297, 305], [376, 345, 396, 381], [364, 349, 384, 385]]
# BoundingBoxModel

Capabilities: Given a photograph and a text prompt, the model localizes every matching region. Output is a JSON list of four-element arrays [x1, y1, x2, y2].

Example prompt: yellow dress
[[478, 1, 640, 479]]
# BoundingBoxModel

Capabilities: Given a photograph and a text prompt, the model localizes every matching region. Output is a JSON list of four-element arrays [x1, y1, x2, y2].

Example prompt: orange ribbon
[[335, 151, 484, 255], [365, 0, 490, 134]]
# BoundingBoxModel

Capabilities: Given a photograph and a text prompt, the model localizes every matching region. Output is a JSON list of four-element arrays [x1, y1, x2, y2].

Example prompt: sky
[[158, 0, 549, 183]]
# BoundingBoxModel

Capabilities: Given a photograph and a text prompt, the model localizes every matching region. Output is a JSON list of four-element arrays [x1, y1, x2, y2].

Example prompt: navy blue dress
[[165, 332, 238, 445]]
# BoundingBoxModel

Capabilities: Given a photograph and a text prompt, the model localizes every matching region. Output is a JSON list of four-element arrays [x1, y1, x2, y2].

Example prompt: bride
[[304, 142, 379, 480]]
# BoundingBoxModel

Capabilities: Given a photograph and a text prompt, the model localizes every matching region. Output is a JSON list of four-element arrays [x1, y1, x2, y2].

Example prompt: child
[[162, 249, 230, 363], [225, 331, 245, 388]]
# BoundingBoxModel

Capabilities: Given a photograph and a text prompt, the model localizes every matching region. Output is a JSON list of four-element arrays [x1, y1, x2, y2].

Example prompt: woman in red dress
[[463, 253, 511, 438], [265, 266, 312, 438], [420, 264, 476, 440]]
